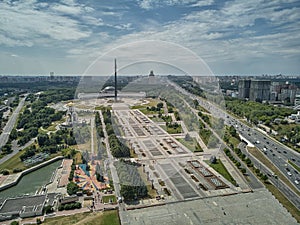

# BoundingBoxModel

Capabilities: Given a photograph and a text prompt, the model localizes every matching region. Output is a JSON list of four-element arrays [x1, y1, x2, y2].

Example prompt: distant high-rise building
[[249, 80, 271, 102], [238, 79, 271, 102], [50, 72, 54, 80], [238, 79, 251, 99], [270, 82, 298, 103]]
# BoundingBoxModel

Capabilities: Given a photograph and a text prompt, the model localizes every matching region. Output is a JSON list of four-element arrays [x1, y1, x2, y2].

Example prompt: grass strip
[[288, 160, 300, 173], [206, 159, 236, 185], [44, 210, 120, 225]]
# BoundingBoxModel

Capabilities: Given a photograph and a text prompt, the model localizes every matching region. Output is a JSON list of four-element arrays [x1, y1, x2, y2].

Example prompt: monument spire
[[114, 58, 117, 102]]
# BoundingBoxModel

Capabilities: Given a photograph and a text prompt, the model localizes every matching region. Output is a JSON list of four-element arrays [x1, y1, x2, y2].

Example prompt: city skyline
[[0, 0, 300, 75]]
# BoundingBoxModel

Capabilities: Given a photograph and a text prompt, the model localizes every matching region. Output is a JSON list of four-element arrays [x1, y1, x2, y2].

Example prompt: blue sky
[[0, 0, 299, 75]]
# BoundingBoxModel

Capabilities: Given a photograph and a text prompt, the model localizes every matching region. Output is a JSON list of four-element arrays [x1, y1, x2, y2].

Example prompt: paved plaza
[[120, 189, 299, 225]]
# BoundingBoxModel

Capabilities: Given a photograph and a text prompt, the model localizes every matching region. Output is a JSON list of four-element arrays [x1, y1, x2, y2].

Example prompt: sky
[[0, 0, 300, 76]]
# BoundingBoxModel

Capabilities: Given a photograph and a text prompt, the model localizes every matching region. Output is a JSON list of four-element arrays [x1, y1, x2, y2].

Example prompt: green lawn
[[102, 195, 117, 203], [206, 159, 236, 185], [43, 210, 120, 225], [150, 116, 165, 122], [166, 125, 182, 134], [0, 151, 26, 173], [177, 138, 195, 152], [160, 125, 182, 134], [229, 136, 240, 148]]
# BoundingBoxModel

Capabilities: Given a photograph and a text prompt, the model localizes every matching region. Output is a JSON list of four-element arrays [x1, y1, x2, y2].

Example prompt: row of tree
[[95, 112, 104, 138], [102, 109, 130, 158]]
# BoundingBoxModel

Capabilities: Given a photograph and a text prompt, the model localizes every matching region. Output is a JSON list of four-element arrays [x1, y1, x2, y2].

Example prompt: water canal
[[0, 160, 62, 199]]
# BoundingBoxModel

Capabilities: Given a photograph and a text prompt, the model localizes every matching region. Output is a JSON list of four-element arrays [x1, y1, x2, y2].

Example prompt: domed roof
[[103, 86, 115, 91]]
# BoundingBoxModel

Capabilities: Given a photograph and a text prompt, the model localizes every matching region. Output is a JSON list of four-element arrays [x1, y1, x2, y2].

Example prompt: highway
[[228, 119, 300, 189], [0, 96, 26, 149], [239, 142, 300, 209]]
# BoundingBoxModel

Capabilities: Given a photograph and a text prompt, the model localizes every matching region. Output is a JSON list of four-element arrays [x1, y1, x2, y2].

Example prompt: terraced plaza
[[114, 108, 240, 202]]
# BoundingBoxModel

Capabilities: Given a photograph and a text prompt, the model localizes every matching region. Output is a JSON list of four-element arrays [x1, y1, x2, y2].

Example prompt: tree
[[2, 143, 12, 154], [1, 169, 9, 175], [261, 174, 268, 182], [210, 156, 217, 164], [240, 168, 246, 174], [193, 99, 199, 108], [36, 218, 41, 225], [156, 102, 163, 109], [43, 205, 53, 214], [229, 126, 237, 138], [67, 182, 79, 195], [9, 129, 18, 140], [37, 133, 50, 147]]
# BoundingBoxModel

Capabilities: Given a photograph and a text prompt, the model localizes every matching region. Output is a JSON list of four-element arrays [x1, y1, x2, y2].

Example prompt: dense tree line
[[109, 134, 130, 158], [95, 112, 104, 138], [0, 81, 79, 91], [225, 97, 295, 125], [39, 88, 75, 104], [58, 202, 81, 211], [102, 109, 130, 158]]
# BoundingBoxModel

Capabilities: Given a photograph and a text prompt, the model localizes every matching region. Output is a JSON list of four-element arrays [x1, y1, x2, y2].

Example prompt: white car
[[287, 172, 292, 176], [295, 180, 299, 185]]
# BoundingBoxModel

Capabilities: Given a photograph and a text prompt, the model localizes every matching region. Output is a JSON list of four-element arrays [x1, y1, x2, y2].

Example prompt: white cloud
[[82, 16, 104, 26], [51, 4, 83, 15], [138, 0, 213, 10], [0, 0, 299, 75], [0, 0, 91, 47], [190, 0, 214, 7], [67, 0, 300, 75]]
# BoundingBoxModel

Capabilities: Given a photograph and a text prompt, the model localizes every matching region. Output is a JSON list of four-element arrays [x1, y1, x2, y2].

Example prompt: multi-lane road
[[239, 142, 300, 209], [0, 97, 26, 149], [227, 117, 300, 189]]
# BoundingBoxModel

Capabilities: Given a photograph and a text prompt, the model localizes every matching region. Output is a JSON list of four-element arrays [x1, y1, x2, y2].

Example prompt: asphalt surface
[[239, 142, 300, 209], [229, 119, 300, 190], [0, 97, 26, 149]]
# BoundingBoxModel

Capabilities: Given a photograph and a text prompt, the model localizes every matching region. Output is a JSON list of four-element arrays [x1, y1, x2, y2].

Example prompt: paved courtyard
[[120, 189, 299, 225]]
